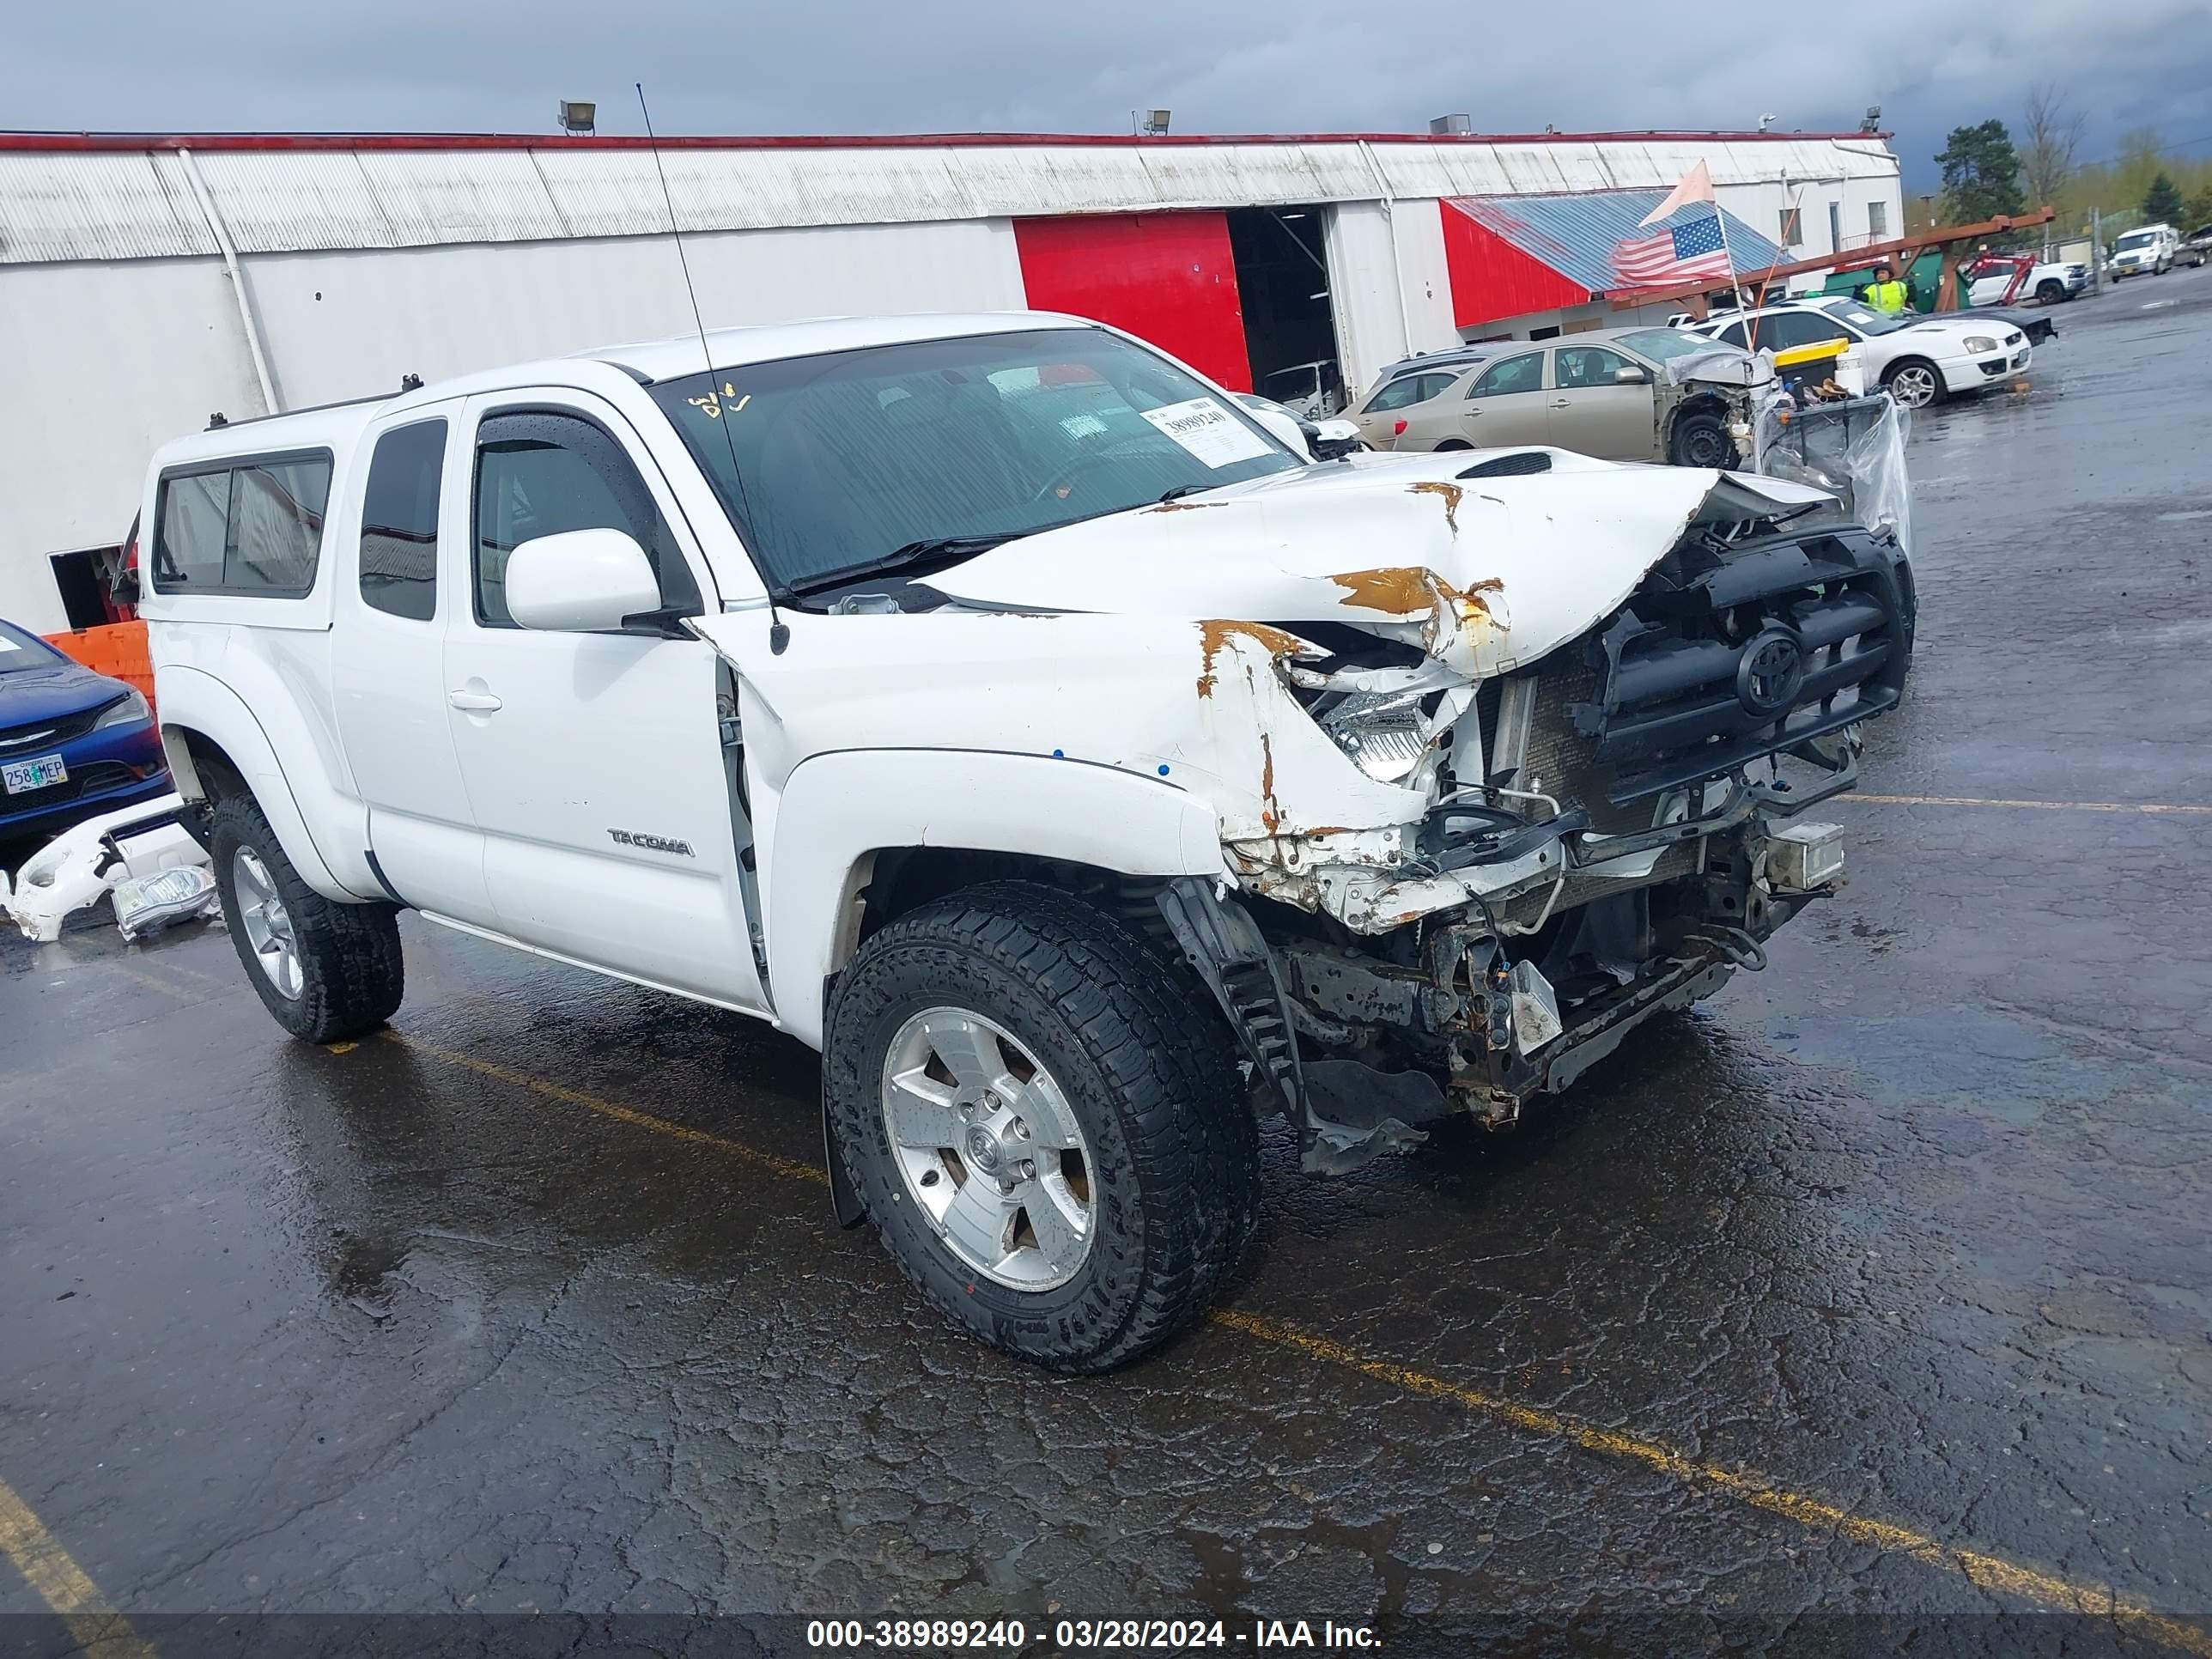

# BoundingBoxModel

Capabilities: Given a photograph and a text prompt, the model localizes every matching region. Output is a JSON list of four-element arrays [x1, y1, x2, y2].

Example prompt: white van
[[2110, 225, 2178, 278]]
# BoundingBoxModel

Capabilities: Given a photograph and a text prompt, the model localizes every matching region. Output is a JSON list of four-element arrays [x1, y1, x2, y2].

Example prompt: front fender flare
[[763, 749, 1227, 1050]]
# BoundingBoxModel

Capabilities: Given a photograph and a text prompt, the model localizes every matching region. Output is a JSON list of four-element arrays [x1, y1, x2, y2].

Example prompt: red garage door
[[1014, 212, 1251, 391]]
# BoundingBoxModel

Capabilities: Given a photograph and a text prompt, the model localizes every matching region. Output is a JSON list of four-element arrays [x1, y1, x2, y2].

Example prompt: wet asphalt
[[3, 270, 2210, 1657]]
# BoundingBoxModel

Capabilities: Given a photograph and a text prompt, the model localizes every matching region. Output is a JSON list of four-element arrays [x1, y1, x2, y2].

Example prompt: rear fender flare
[[157, 665, 372, 902]]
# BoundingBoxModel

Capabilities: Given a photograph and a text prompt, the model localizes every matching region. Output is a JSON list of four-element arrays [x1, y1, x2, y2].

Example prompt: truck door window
[[471, 410, 701, 629], [359, 420, 445, 622]]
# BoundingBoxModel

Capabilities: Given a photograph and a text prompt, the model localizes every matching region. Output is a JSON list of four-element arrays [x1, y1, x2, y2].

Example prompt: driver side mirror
[[1613, 365, 1652, 386], [506, 528, 668, 633]]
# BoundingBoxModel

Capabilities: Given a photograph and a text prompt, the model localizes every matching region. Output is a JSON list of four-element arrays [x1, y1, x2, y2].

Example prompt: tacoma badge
[[608, 829, 695, 856]]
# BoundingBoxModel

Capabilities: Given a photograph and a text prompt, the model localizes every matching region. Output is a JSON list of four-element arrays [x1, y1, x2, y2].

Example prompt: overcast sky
[[8, 0, 2211, 193]]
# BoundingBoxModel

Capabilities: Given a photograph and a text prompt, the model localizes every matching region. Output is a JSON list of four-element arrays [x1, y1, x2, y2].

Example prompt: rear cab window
[[152, 451, 333, 599]]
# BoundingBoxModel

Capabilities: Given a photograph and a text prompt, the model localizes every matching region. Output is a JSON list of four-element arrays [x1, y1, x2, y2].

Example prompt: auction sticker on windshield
[[1140, 398, 1274, 468]]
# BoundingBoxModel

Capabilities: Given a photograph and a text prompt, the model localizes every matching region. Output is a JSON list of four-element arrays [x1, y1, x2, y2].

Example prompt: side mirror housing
[[1614, 364, 1653, 386], [505, 528, 665, 633]]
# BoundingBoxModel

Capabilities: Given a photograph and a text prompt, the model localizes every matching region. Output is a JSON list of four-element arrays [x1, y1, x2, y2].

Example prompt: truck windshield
[[2116, 232, 2156, 250], [649, 326, 1299, 595]]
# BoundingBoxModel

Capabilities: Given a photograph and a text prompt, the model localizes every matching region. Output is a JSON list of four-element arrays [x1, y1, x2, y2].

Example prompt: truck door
[[330, 404, 496, 924], [440, 389, 767, 1012]]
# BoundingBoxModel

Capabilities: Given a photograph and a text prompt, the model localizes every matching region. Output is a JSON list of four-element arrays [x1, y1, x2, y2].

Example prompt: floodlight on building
[[557, 100, 597, 136], [1758, 112, 1777, 131], [1133, 109, 1172, 136], [1429, 114, 1472, 136]]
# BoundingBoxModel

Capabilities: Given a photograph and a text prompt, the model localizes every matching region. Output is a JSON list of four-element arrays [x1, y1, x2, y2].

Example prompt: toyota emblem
[[1737, 629, 1806, 717]]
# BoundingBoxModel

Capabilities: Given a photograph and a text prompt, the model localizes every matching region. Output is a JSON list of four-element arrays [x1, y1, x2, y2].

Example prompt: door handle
[[447, 688, 503, 713], [1549, 398, 1571, 409]]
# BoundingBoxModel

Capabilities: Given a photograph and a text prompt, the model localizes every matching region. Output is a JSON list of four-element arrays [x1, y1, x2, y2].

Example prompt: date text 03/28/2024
[[805, 1620, 1381, 1650]]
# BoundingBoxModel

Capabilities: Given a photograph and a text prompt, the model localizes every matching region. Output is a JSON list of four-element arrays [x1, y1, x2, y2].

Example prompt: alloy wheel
[[233, 848, 303, 1001], [879, 1007, 1095, 1291]]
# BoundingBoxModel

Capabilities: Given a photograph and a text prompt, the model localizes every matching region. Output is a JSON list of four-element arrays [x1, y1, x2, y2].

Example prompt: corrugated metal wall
[[242, 219, 1027, 410], [0, 139, 1900, 265]]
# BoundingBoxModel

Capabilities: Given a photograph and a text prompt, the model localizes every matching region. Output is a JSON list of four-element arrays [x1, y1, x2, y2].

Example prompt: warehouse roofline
[[0, 128, 1895, 153], [0, 131, 1902, 268]]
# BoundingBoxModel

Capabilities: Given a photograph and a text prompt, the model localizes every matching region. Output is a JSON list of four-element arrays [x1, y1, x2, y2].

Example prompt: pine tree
[[1936, 121, 2027, 224], [2142, 172, 2184, 223]]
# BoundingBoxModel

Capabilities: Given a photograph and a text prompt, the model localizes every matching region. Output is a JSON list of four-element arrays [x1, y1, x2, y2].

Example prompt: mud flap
[[821, 972, 868, 1229], [1158, 878, 1430, 1176]]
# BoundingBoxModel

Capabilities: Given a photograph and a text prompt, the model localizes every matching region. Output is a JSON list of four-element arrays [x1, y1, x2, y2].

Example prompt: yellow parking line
[[380, 1030, 826, 1186], [1210, 1308, 2212, 1656], [386, 1032, 2210, 1654], [1853, 793, 2212, 816], [0, 1474, 155, 1659]]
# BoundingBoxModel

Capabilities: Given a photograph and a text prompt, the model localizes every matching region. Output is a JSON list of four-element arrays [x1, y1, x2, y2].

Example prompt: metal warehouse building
[[0, 128, 1901, 631]]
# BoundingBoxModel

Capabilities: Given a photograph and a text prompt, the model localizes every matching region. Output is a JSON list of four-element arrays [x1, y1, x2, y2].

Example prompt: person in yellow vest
[[1863, 264, 1911, 316]]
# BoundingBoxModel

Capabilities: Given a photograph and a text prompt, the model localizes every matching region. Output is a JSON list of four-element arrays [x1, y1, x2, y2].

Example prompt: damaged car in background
[[1353, 326, 1771, 469], [138, 313, 1912, 1374]]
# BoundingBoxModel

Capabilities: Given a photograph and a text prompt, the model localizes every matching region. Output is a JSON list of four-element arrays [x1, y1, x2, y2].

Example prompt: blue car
[[0, 619, 170, 842]]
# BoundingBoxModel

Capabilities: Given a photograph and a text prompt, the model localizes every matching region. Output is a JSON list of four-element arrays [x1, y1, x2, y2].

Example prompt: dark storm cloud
[[6, 0, 2209, 189]]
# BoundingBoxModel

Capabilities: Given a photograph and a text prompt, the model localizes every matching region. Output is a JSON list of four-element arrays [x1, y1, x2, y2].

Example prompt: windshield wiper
[[1158, 483, 1212, 504], [787, 535, 1012, 598]]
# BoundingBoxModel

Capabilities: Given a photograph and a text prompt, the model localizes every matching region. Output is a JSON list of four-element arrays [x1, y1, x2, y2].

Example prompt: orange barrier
[[43, 621, 155, 708]]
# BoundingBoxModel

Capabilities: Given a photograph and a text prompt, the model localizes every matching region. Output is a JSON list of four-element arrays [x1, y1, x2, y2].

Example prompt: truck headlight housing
[[1963, 336, 1998, 353], [1317, 690, 1431, 784], [92, 689, 151, 730]]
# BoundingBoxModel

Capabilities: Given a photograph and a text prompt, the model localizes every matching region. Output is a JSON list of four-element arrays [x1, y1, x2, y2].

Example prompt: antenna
[[636, 82, 788, 654]]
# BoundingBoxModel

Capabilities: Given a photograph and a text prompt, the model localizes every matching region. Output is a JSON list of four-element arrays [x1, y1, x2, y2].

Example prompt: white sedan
[[1690, 297, 2030, 410]]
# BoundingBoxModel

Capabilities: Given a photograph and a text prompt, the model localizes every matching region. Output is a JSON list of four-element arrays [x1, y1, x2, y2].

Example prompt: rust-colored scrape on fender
[[1331, 568, 1505, 671], [1259, 732, 1279, 831], [1196, 619, 1312, 698], [1331, 568, 1500, 622], [1148, 499, 1227, 513], [1407, 478, 1465, 535]]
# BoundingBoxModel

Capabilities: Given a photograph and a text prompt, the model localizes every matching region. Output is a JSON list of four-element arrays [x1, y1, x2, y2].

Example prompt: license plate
[[2, 754, 67, 794]]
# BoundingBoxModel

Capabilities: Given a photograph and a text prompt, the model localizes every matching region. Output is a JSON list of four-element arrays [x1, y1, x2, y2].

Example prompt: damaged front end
[[1164, 486, 1914, 1174]]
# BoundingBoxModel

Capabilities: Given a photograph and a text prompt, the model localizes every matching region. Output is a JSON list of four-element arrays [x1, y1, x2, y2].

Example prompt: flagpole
[[1712, 203, 1747, 316]]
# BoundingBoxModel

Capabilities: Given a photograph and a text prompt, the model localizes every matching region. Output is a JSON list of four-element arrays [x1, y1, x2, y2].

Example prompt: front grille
[[0, 696, 120, 752], [1553, 526, 1911, 808], [1, 761, 139, 813]]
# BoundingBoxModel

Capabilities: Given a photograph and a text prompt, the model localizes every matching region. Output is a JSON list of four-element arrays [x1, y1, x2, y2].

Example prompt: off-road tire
[[207, 792, 404, 1042], [824, 880, 1261, 1372], [1669, 409, 1732, 468]]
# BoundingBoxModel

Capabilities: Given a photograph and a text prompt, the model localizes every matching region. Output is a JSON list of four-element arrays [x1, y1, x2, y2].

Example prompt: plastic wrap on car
[[1753, 392, 1913, 557]]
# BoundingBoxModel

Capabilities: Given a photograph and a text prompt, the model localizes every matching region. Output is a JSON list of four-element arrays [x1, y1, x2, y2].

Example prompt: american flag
[[1612, 212, 1733, 289]]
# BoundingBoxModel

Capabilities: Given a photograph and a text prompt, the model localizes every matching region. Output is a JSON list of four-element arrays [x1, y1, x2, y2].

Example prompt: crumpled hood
[[931, 448, 1827, 676]]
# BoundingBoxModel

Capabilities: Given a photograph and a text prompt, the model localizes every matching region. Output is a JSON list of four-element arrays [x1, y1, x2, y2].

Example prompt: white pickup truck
[[140, 313, 1914, 1370]]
